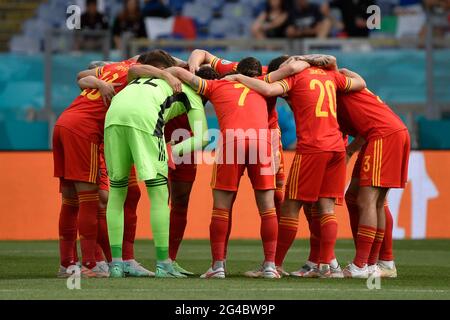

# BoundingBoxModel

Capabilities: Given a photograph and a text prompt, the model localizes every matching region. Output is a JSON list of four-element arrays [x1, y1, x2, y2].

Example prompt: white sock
[[379, 260, 395, 269], [263, 261, 276, 269], [112, 258, 123, 263]]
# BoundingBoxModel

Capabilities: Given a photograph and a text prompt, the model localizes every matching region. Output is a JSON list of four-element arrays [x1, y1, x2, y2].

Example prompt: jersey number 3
[[310, 79, 337, 118]]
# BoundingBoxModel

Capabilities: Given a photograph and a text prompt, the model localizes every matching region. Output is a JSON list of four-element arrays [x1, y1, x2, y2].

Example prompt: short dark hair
[[195, 65, 220, 80], [86, 0, 97, 6], [137, 49, 176, 68], [237, 57, 262, 78], [267, 55, 290, 73]]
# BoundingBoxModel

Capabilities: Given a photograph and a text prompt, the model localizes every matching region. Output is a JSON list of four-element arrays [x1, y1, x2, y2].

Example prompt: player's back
[[279, 67, 349, 153], [56, 59, 134, 143], [337, 88, 406, 140], [106, 78, 203, 137], [198, 79, 269, 133], [106, 77, 173, 134]]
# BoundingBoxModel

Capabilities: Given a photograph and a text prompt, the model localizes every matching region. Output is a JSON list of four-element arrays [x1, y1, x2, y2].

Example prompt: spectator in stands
[[81, 0, 108, 30], [329, 0, 375, 37], [112, 0, 147, 50], [251, 0, 289, 39], [142, 0, 172, 18], [77, 0, 109, 50], [285, 0, 331, 39]]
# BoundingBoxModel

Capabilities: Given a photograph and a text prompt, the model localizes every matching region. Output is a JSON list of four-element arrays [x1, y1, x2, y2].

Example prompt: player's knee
[[281, 199, 300, 218], [356, 193, 375, 214], [98, 190, 108, 209], [171, 191, 190, 207]]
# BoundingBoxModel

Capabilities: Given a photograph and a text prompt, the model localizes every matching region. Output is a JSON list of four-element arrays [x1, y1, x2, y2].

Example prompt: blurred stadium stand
[[0, 0, 449, 150]]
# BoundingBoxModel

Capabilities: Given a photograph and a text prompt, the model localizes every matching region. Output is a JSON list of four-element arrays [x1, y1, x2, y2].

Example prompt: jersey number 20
[[310, 79, 337, 118]]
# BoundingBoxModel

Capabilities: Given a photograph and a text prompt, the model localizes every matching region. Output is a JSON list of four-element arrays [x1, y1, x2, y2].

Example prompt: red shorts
[[352, 129, 410, 188], [285, 151, 346, 202], [211, 139, 275, 191], [169, 163, 197, 183], [98, 150, 139, 191], [53, 125, 99, 185], [272, 127, 285, 183]]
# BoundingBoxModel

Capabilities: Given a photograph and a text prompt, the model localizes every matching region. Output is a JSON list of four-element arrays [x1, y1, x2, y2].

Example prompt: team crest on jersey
[[115, 65, 129, 72], [309, 68, 327, 75]]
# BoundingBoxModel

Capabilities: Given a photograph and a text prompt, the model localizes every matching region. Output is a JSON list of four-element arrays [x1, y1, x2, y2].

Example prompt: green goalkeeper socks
[[107, 179, 129, 259], [145, 176, 170, 261]]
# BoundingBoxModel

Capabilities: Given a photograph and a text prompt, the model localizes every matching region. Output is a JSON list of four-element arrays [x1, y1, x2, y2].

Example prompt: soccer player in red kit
[[187, 50, 285, 222], [337, 81, 409, 278], [165, 67, 220, 275], [187, 51, 304, 271], [164, 114, 198, 276], [166, 65, 281, 279], [227, 65, 366, 277], [53, 51, 181, 277]]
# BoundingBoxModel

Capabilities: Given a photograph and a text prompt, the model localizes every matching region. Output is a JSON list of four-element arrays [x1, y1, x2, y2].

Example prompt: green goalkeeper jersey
[[105, 77, 208, 155]]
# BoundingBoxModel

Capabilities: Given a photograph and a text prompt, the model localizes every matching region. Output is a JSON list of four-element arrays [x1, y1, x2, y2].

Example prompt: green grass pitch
[[1, 239, 450, 300]]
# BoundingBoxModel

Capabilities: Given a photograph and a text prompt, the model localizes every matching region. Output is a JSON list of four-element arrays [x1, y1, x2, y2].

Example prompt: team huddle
[[52, 48, 410, 280]]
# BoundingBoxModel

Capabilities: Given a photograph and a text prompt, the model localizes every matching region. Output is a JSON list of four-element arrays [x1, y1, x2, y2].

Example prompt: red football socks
[[368, 228, 385, 265], [275, 216, 298, 266], [380, 204, 394, 261], [96, 207, 111, 262], [122, 184, 140, 260], [59, 196, 79, 268], [169, 204, 188, 261], [308, 206, 321, 264], [354, 225, 377, 268], [319, 213, 338, 264], [77, 190, 99, 269], [260, 208, 278, 263], [210, 208, 230, 262]]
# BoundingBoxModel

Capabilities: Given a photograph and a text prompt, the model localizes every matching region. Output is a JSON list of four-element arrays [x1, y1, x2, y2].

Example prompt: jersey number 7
[[234, 83, 250, 107]]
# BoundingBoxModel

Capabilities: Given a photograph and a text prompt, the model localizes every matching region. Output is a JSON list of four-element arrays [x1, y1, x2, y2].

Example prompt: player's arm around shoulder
[[187, 49, 216, 73], [166, 66, 204, 93], [127, 64, 182, 93], [265, 61, 310, 83], [338, 68, 366, 92], [224, 74, 287, 97]]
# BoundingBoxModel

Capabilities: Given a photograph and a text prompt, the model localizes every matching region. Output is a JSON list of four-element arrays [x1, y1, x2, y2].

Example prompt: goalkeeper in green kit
[[104, 62, 213, 278]]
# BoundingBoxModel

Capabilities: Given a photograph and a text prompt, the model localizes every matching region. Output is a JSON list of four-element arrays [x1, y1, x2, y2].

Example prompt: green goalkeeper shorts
[[104, 125, 168, 182]]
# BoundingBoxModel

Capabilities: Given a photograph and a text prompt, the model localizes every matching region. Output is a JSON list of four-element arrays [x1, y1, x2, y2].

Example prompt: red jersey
[[278, 67, 352, 153], [197, 78, 269, 140], [55, 59, 135, 144], [211, 57, 277, 129], [164, 114, 192, 143], [337, 88, 407, 140]]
